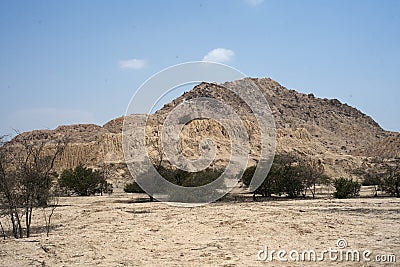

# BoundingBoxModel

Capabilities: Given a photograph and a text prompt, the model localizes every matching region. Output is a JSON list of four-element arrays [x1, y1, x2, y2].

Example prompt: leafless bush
[[0, 134, 67, 238]]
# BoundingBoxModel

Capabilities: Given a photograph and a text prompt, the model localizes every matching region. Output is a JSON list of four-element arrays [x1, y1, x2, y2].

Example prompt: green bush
[[242, 166, 256, 187], [59, 165, 113, 196], [281, 168, 305, 198], [242, 165, 277, 197], [154, 166, 222, 187], [361, 176, 381, 186], [124, 181, 145, 193], [181, 168, 222, 187], [382, 174, 400, 197], [333, 177, 361, 198]]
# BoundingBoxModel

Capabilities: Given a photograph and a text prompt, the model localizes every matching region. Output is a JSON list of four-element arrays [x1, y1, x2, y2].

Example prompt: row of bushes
[[243, 153, 399, 199], [123, 152, 399, 200], [125, 174, 396, 200]]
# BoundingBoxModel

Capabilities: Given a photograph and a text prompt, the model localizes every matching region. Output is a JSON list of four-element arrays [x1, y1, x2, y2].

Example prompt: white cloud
[[244, 0, 264, 6], [202, 48, 235, 63], [118, 58, 146, 69]]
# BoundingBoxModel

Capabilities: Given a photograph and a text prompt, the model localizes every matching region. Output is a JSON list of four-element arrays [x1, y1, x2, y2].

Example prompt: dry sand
[[1, 193, 399, 266]]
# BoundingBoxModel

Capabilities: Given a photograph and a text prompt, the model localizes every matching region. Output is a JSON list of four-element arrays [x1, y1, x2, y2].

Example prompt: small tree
[[0, 135, 23, 238], [243, 153, 312, 200], [59, 165, 113, 196], [301, 158, 327, 199], [380, 158, 400, 198], [354, 158, 384, 197], [333, 177, 361, 199], [0, 134, 67, 238], [382, 170, 400, 198], [283, 165, 305, 198], [98, 163, 115, 196]]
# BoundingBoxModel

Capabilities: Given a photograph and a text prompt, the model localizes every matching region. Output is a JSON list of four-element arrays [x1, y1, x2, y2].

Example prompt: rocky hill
[[157, 78, 387, 155], [8, 78, 399, 188]]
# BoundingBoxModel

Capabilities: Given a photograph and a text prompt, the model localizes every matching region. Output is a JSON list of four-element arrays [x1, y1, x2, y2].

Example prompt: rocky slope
[[8, 78, 399, 187], [158, 78, 387, 155]]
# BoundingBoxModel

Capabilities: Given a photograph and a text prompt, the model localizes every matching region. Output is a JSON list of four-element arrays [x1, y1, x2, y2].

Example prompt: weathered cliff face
[[53, 132, 124, 170], [8, 78, 399, 185]]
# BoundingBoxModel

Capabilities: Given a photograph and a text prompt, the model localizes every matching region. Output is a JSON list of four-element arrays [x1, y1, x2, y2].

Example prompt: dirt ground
[[0, 193, 399, 267]]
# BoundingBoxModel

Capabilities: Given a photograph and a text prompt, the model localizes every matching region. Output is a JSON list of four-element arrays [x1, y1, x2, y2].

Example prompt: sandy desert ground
[[1, 192, 399, 267]]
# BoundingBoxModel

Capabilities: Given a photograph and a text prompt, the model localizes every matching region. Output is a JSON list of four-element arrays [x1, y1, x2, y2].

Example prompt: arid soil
[[1, 193, 399, 266]]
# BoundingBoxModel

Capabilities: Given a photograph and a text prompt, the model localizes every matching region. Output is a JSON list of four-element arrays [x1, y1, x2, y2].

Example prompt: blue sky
[[0, 0, 399, 136]]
